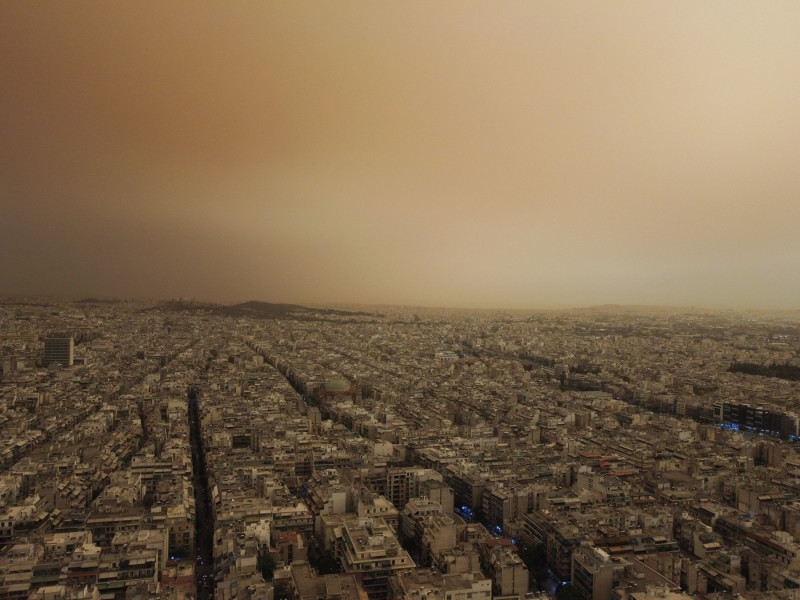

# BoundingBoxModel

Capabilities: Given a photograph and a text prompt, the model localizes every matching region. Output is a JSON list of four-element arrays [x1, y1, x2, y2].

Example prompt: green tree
[[308, 544, 340, 574], [274, 580, 292, 600], [259, 551, 275, 581], [556, 583, 583, 600], [518, 543, 548, 591]]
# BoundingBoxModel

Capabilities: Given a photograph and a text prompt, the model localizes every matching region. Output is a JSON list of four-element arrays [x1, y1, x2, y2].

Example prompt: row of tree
[[728, 361, 800, 381]]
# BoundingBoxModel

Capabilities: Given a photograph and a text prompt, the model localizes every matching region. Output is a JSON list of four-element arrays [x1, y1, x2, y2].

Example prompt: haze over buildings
[[2, 2, 800, 309]]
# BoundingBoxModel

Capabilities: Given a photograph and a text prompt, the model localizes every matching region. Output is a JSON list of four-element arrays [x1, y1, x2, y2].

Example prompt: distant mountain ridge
[[75, 297, 125, 304], [146, 299, 373, 320]]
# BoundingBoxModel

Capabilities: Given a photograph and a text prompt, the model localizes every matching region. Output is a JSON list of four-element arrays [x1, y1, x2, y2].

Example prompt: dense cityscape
[[1, 297, 799, 600], [4, 1, 800, 599]]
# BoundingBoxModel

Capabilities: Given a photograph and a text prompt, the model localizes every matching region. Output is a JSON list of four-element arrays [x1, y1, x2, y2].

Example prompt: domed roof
[[325, 379, 351, 391]]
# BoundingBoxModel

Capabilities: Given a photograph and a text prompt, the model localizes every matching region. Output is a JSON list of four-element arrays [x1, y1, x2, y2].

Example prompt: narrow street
[[188, 387, 215, 600]]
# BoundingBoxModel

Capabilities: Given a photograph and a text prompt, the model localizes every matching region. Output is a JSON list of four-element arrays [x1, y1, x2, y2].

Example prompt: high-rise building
[[44, 336, 74, 367], [336, 516, 414, 600], [572, 543, 614, 600]]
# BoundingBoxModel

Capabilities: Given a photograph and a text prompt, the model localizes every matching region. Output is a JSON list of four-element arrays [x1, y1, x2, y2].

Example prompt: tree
[[518, 543, 548, 591], [308, 543, 340, 574], [274, 580, 292, 600], [556, 583, 583, 600], [259, 551, 275, 581]]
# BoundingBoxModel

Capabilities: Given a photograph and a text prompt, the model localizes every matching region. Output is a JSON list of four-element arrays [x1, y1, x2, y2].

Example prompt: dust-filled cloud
[[2, 1, 799, 309]]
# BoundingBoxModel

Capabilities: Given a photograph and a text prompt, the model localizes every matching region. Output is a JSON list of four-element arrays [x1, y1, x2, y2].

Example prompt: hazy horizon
[[3, 2, 799, 311], [4, 294, 799, 319]]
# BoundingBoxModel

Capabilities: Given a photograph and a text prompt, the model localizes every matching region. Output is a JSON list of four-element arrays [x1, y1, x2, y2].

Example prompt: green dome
[[325, 379, 351, 391]]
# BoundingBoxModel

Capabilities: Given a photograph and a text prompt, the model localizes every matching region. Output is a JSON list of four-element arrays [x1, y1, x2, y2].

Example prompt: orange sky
[[2, 2, 799, 309]]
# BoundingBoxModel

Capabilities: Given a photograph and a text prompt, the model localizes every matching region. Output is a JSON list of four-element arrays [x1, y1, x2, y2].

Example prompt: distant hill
[[145, 299, 373, 321], [75, 297, 125, 304], [215, 300, 372, 319]]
